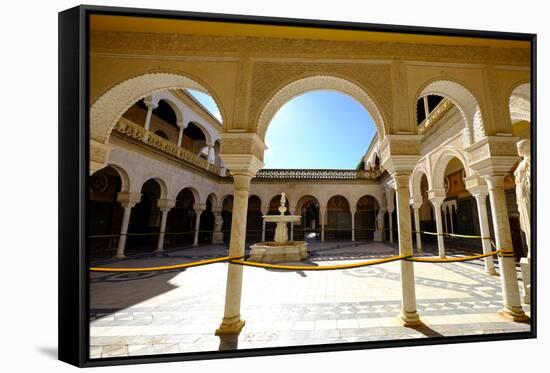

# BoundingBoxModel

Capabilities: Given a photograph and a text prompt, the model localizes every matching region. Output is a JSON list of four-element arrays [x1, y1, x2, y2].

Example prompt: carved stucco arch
[[410, 163, 430, 202], [508, 82, 531, 124], [136, 176, 169, 200], [90, 72, 226, 145], [293, 194, 322, 214], [418, 79, 486, 146], [172, 186, 201, 205], [98, 163, 132, 194], [354, 194, 381, 210], [431, 147, 471, 190], [256, 75, 386, 141]]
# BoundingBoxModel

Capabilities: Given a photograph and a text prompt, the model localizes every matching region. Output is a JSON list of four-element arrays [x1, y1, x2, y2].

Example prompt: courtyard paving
[[89, 240, 531, 358]]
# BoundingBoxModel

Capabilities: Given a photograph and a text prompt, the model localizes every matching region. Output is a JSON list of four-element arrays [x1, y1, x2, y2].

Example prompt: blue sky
[[188, 89, 376, 169], [186, 89, 223, 122]]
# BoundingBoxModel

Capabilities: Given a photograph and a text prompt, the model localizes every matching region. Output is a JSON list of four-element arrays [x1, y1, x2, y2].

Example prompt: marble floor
[[89, 240, 531, 358]]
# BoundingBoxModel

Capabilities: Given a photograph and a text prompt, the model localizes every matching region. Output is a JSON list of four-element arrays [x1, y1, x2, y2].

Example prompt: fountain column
[[216, 134, 265, 336]]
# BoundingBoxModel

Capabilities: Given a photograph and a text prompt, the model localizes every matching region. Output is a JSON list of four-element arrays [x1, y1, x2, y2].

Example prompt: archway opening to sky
[[264, 91, 377, 169]]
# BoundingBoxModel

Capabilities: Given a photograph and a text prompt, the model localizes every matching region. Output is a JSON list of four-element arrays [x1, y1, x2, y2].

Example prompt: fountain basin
[[248, 241, 308, 263]]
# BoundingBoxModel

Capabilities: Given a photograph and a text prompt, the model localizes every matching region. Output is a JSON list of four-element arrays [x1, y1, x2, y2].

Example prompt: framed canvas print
[[58, 4, 536, 367]]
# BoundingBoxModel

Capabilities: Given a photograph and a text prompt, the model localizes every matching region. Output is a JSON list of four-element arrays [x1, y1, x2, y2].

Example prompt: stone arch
[[431, 148, 471, 190], [207, 192, 219, 207], [137, 176, 168, 199], [410, 164, 430, 201], [187, 120, 214, 147], [354, 194, 381, 210], [417, 79, 486, 146], [256, 75, 386, 141], [150, 91, 184, 124], [102, 163, 131, 193], [90, 72, 226, 146], [508, 82, 531, 124], [294, 194, 322, 213], [174, 186, 201, 205]]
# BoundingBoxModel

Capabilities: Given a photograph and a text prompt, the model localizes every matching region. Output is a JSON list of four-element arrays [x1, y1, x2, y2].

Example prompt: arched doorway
[[355, 195, 379, 240], [246, 196, 263, 243], [89, 166, 124, 258], [127, 179, 162, 254], [165, 188, 196, 248], [295, 195, 320, 241], [221, 195, 233, 244], [326, 195, 351, 241]]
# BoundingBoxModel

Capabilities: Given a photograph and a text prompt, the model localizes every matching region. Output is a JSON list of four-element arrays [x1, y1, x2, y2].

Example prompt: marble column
[[471, 191, 497, 275], [484, 175, 528, 321], [350, 207, 356, 242], [429, 191, 446, 258], [192, 204, 206, 247], [155, 199, 176, 254], [177, 121, 188, 147], [320, 207, 326, 242], [212, 207, 224, 244], [449, 206, 455, 234], [411, 201, 423, 253], [374, 208, 385, 242], [142, 98, 157, 143], [216, 175, 253, 335], [114, 192, 141, 259], [388, 210, 394, 243], [207, 144, 216, 164], [394, 173, 422, 327]]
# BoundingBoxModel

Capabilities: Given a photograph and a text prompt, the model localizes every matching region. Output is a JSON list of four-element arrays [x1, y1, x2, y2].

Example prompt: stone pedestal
[[520, 257, 531, 304], [248, 241, 308, 263], [212, 231, 224, 245], [373, 230, 384, 242]]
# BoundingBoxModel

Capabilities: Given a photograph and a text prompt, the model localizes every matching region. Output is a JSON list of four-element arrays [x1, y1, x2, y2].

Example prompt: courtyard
[[89, 240, 530, 358]]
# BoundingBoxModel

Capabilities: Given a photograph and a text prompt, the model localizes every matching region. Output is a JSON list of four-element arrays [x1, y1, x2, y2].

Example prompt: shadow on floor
[[408, 324, 444, 338], [36, 346, 58, 360]]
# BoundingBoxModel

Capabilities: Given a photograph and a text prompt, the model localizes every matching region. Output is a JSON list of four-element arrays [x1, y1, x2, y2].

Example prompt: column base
[[520, 257, 531, 304], [498, 306, 530, 323], [113, 253, 125, 259], [485, 268, 499, 276], [399, 310, 423, 327], [154, 248, 164, 255], [215, 317, 245, 335], [212, 232, 224, 245], [373, 231, 383, 242]]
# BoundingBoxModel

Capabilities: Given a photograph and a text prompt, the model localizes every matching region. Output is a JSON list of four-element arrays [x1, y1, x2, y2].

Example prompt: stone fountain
[[248, 193, 309, 263]]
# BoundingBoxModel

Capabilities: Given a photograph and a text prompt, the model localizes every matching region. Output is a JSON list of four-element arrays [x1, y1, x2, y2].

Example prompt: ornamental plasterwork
[[219, 135, 266, 162], [509, 96, 531, 123], [90, 31, 530, 66], [90, 72, 209, 144], [253, 70, 390, 139]]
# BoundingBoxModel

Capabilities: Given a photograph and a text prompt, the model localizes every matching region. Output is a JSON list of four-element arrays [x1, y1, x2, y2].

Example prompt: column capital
[[464, 175, 489, 196], [219, 133, 266, 177], [427, 189, 446, 206], [410, 199, 423, 209], [157, 198, 176, 210], [117, 191, 142, 208], [193, 203, 207, 212], [379, 135, 421, 175], [350, 206, 357, 214], [212, 207, 223, 215], [466, 136, 520, 176], [143, 96, 158, 110], [483, 174, 507, 190], [177, 121, 188, 130]]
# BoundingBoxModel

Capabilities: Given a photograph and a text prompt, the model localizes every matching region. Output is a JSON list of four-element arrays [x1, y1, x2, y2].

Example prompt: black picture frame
[[58, 4, 537, 367]]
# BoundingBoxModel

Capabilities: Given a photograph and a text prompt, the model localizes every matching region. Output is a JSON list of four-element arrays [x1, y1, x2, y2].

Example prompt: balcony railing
[[253, 169, 382, 180], [114, 118, 221, 175], [418, 97, 453, 134]]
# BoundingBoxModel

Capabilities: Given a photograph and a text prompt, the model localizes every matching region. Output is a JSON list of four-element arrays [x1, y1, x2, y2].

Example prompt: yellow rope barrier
[[89, 256, 241, 272], [228, 254, 411, 271], [406, 250, 499, 263]]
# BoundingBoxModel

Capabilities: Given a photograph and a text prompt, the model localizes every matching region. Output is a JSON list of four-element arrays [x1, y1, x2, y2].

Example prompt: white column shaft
[[156, 209, 170, 252], [433, 203, 446, 258], [413, 207, 423, 252], [486, 176, 526, 319], [388, 211, 394, 243], [115, 206, 132, 259], [351, 210, 355, 242], [193, 211, 203, 247], [394, 175, 421, 326]]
